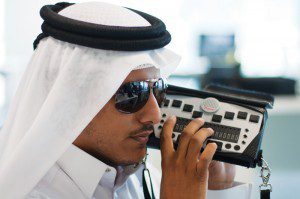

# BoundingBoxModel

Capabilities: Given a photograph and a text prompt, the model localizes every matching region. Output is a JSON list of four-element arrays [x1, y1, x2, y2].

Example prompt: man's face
[[73, 67, 162, 166]]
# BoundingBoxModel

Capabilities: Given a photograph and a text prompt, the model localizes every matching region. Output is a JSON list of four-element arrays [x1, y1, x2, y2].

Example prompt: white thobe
[[27, 145, 252, 199]]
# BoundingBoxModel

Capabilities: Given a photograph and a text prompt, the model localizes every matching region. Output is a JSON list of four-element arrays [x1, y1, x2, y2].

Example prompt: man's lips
[[130, 130, 153, 144]]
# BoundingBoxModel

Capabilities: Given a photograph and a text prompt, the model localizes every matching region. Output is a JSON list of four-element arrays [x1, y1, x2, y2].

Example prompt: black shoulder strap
[[142, 165, 155, 199], [261, 189, 270, 199]]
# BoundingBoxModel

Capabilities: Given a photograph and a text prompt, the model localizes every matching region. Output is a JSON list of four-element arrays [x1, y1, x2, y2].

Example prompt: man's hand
[[208, 161, 236, 190], [160, 116, 217, 199]]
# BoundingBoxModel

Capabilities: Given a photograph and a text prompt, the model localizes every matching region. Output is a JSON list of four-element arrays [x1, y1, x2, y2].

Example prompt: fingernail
[[168, 115, 176, 120], [197, 118, 205, 123], [207, 128, 214, 133], [212, 142, 218, 148], [207, 142, 217, 148]]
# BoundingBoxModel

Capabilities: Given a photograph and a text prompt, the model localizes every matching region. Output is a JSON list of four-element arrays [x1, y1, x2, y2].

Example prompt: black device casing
[[147, 84, 274, 168]]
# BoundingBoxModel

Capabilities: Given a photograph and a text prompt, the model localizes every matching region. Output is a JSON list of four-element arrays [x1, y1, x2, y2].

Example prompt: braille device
[[147, 84, 274, 168]]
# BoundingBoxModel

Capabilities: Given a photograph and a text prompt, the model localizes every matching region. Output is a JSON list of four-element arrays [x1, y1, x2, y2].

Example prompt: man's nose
[[135, 91, 162, 125]]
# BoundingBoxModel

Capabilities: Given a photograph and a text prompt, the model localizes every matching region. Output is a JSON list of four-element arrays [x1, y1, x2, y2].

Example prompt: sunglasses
[[115, 78, 167, 114]]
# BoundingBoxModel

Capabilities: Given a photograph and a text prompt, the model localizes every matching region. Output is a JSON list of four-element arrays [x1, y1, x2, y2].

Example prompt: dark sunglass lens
[[153, 79, 167, 105], [115, 81, 150, 113]]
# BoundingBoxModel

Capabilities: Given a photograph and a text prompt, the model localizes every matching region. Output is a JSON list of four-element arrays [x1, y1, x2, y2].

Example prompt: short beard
[[93, 147, 147, 168]]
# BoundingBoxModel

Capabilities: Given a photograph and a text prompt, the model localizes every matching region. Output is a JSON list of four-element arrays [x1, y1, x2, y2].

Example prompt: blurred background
[[0, 0, 299, 198]]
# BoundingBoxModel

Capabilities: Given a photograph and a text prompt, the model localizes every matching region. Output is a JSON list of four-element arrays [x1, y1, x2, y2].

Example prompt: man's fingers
[[196, 143, 217, 178], [185, 128, 214, 165], [160, 115, 176, 159], [177, 118, 205, 159]]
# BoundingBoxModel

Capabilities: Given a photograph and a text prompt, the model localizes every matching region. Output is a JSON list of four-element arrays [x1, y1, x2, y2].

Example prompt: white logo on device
[[201, 97, 220, 113]]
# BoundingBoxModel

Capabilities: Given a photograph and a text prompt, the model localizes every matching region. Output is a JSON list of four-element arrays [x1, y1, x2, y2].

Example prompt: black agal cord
[[33, 2, 171, 51]]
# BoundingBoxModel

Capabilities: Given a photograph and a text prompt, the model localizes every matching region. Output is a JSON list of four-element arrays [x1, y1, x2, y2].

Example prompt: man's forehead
[[123, 67, 161, 83]]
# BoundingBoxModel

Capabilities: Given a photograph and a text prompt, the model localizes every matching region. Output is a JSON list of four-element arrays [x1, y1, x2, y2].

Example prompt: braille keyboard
[[147, 85, 273, 168]]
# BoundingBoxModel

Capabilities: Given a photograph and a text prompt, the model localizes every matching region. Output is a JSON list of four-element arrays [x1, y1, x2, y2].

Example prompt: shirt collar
[[56, 144, 142, 198]]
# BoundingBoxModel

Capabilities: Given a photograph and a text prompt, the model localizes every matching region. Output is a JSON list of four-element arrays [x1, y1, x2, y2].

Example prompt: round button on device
[[234, 145, 240, 151], [201, 97, 220, 113], [225, 144, 231, 149]]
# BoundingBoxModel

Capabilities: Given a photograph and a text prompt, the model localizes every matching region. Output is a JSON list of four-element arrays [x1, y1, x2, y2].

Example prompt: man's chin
[[116, 159, 143, 166], [117, 148, 147, 166]]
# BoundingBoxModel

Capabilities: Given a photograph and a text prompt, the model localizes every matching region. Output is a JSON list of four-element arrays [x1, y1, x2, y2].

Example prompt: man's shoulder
[[26, 163, 85, 199]]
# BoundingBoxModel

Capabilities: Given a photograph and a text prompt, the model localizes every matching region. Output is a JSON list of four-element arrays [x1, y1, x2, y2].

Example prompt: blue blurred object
[[200, 34, 235, 57]]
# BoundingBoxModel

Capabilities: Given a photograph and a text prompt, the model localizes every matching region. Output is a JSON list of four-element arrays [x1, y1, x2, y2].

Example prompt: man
[[0, 2, 251, 198]]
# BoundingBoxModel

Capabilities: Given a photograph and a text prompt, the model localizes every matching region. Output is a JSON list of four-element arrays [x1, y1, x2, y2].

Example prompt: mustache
[[130, 124, 154, 136]]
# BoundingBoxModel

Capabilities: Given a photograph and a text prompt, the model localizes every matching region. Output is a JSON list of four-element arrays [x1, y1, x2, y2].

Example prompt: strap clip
[[259, 158, 272, 192]]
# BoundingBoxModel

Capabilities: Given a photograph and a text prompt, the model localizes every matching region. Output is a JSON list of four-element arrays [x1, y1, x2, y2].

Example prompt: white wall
[[4, 0, 300, 75]]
